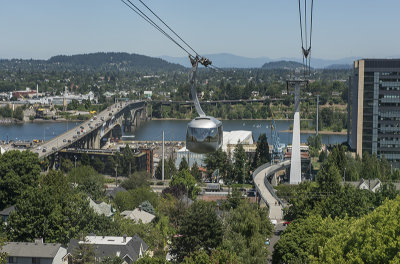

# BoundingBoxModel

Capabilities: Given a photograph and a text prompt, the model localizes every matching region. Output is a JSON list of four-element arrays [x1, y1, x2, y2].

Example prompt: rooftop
[[82, 236, 132, 245], [1, 241, 63, 258]]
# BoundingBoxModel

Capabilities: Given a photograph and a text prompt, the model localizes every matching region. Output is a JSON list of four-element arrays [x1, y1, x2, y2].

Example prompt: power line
[[121, 0, 192, 56], [137, 0, 200, 57]]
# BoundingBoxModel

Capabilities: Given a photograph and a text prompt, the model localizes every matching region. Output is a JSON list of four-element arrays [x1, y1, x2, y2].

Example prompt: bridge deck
[[30, 100, 144, 158], [252, 160, 290, 220]]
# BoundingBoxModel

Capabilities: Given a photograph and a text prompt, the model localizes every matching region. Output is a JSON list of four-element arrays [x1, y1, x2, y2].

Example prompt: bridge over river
[[30, 100, 147, 159]]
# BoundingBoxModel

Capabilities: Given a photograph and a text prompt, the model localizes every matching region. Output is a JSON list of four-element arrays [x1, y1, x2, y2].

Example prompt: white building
[[175, 130, 254, 169]]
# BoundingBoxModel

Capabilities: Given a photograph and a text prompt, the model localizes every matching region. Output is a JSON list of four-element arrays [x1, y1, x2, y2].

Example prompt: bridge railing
[[252, 161, 289, 208]]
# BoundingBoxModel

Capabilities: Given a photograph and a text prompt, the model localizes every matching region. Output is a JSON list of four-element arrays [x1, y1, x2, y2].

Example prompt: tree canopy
[[0, 150, 41, 210]]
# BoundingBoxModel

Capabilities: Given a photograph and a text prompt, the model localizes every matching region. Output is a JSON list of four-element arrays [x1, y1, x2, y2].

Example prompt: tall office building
[[351, 59, 400, 168]]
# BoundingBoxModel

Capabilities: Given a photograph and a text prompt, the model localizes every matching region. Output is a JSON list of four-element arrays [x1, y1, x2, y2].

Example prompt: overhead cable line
[[136, 0, 200, 57], [121, 0, 192, 56], [298, 0, 314, 76], [120, 0, 219, 70]]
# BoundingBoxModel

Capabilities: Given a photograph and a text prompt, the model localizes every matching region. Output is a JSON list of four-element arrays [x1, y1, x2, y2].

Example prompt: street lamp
[[115, 164, 119, 187]]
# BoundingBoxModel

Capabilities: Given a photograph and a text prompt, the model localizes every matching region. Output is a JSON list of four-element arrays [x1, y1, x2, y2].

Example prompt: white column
[[290, 83, 301, 184], [162, 130, 165, 181]]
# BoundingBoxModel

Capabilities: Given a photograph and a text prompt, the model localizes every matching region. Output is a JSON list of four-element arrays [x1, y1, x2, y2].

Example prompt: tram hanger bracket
[[189, 55, 212, 68]]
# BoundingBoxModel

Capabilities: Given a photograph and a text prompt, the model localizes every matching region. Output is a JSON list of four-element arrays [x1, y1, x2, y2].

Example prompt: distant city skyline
[[1, 0, 399, 60]]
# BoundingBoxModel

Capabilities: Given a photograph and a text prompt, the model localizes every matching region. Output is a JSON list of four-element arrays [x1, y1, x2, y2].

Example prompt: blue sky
[[1, 0, 399, 60]]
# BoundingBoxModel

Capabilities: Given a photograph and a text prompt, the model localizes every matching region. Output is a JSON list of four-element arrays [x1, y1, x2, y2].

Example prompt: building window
[[8, 257, 17, 263], [32, 257, 41, 264]]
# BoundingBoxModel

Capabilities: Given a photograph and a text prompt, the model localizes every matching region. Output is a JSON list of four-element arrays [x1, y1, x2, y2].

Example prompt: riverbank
[[0, 118, 23, 124], [280, 129, 347, 135]]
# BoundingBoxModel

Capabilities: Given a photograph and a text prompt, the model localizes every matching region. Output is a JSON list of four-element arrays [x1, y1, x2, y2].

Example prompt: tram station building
[[175, 130, 255, 169], [350, 59, 400, 168]]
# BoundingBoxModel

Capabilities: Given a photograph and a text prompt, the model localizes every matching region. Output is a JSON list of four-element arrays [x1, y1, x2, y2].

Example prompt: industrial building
[[350, 59, 400, 168]]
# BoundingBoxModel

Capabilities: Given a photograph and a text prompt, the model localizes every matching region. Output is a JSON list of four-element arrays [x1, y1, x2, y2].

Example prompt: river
[[0, 119, 347, 146]]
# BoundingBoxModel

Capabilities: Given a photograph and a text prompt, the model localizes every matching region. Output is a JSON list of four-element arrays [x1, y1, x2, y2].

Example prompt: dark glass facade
[[352, 59, 400, 168]]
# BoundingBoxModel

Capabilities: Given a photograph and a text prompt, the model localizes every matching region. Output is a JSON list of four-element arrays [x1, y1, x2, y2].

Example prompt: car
[[52, 147, 57, 151], [63, 139, 67, 142], [265, 239, 270, 246], [283, 221, 291, 226], [80, 126, 84, 129], [68, 140, 71, 143], [42, 148, 47, 152], [271, 219, 278, 226], [37, 146, 42, 150], [73, 135, 77, 139]]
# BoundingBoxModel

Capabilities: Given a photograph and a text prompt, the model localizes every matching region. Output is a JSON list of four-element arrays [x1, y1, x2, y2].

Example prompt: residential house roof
[[88, 198, 114, 217], [0, 205, 15, 216], [121, 208, 155, 224], [1, 241, 64, 258], [105, 186, 128, 199], [68, 235, 148, 263]]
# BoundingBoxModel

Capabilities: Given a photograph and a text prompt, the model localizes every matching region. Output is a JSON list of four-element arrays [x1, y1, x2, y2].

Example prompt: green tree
[[232, 144, 248, 184], [0, 237, 6, 264], [91, 157, 105, 173], [316, 159, 341, 194], [179, 156, 189, 171], [0, 150, 41, 210], [80, 153, 90, 166], [140, 200, 155, 215], [222, 200, 273, 264], [190, 162, 202, 182], [135, 256, 167, 264], [120, 145, 136, 176], [68, 166, 105, 200], [71, 242, 96, 264], [7, 170, 113, 244], [169, 169, 200, 200], [171, 201, 223, 262], [273, 215, 350, 264], [317, 196, 400, 263], [60, 158, 74, 173], [114, 186, 158, 212], [121, 171, 150, 190], [252, 133, 271, 169]]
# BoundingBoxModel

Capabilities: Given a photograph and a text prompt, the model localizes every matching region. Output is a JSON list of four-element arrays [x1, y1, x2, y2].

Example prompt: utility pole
[[74, 155, 77, 168], [115, 164, 118, 187], [316, 95, 319, 136], [162, 130, 165, 181]]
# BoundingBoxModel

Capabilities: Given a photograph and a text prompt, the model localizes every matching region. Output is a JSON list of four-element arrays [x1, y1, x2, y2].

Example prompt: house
[[1, 239, 67, 264], [347, 178, 382, 193], [88, 198, 114, 217], [357, 178, 382, 193], [0, 205, 15, 225], [67, 235, 148, 264], [121, 207, 155, 224], [105, 186, 128, 200]]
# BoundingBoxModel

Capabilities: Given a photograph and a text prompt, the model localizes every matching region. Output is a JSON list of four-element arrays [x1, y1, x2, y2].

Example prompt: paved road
[[267, 223, 287, 263], [30, 101, 131, 158]]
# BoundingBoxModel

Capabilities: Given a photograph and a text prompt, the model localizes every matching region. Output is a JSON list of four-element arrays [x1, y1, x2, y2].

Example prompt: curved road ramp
[[252, 160, 290, 221]]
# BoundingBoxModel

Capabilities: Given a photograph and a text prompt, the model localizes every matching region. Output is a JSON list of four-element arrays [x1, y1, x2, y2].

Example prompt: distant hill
[[161, 53, 270, 68], [161, 53, 361, 69], [261, 60, 304, 70], [324, 64, 352, 69], [48, 52, 184, 72]]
